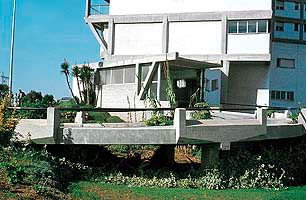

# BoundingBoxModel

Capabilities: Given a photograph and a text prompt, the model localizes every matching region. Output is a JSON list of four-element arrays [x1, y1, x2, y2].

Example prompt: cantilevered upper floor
[[85, 0, 273, 62]]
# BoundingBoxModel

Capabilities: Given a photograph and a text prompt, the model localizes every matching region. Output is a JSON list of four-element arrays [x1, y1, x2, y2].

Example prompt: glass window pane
[[124, 66, 135, 83], [271, 91, 276, 99], [248, 21, 257, 33], [111, 68, 124, 84], [277, 58, 295, 68], [228, 21, 237, 33], [238, 21, 247, 33], [258, 20, 267, 33], [149, 83, 157, 98], [211, 79, 219, 91], [276, 91, 281, 99], [100, 70, 110, 85], [281, 91, 286, 100], [141, 63, 151, 82]]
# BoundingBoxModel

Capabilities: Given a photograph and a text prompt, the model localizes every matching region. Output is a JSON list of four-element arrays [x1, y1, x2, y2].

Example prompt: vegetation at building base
[[15, 90, 56, 119], [190, 102, 212, 120]]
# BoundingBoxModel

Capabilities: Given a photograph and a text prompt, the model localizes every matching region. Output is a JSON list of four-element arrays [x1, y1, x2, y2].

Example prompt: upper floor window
[[294, 23, 299, 32], [276, 22, 284, 32], [271, 90, 294, 101], [228, 20, 268, 34], [276, 1, 285, 10], [277, 58, 295, 68], [295, 3, 300, 10]]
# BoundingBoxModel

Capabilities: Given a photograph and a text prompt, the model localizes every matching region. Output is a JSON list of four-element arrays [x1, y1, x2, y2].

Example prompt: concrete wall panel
[[227, 34, 270, 54]]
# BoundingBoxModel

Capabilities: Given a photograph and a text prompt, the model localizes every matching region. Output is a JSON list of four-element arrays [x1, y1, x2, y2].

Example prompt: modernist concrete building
[[81, 0, 306, 109]]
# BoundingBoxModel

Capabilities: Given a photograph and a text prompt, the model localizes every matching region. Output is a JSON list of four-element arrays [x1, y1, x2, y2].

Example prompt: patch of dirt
[[84, 185, 151, 200], [175, 146, 201, 164]]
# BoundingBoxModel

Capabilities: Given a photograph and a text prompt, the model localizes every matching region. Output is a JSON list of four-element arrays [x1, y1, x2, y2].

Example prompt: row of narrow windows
[[275, 22, 306, 32], [276, 1, 305, 11], [271, 90, 294, 101], [228, 20, 269, 34]]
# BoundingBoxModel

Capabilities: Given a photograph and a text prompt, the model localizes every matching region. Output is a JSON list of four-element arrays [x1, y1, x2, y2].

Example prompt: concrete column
[[85, 0, 91, 17], [174, 108, 186, 142], [75, 111, 84, 127], [220, 60, 230, 106], [47, 107, 61, 143], [159, 145, 175, 166], [201, 143, 220, 168], [162, 16, 169, 54], [257, 108, 267, 126], [108, 18, 115, 55], [157, 63, 162, 101]]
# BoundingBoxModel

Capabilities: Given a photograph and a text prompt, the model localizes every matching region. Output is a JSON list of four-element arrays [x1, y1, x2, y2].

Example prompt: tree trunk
[[76, 77, 83, 103], [86, 81, 90, 105], [65, 74, 79, 104]]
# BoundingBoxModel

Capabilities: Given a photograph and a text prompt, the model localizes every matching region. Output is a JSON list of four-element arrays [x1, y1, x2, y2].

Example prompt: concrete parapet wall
[[62, 127, 176, 145]]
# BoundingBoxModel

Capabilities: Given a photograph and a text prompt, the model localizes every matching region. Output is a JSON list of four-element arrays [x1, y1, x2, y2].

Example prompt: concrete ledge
[[62, 127, 176, 144]]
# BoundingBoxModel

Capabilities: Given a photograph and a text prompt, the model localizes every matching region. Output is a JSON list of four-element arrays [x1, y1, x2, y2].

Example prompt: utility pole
[[9, 0, 17, 102], [1, 72, 9, 85]]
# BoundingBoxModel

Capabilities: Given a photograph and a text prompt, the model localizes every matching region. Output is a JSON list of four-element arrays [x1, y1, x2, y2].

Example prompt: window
[[100, 70, 111, 85], [111, 68, 124, 84], [258, 20, 267, 33], [277, 58, 295, 68], [238, 21, 247, 33], [205, 79, 210, 91], [294, 23, 299, 32], [124, 66, 135, 83], [228, 21, 238, 33], [211, 79, 219, 91], [271, 90, 294, 101], [248, 20, 257, 33], [304, 24, 306, 32], [276, 22, 284, 32], [228, 20, 268, 34], [276, 1, 284, 10], [295, 3, 300, 10], [305, 4, 306, 11]]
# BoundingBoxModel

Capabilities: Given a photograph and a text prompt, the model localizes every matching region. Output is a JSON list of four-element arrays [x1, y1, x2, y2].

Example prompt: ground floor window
[[271, 90, 294, 101]]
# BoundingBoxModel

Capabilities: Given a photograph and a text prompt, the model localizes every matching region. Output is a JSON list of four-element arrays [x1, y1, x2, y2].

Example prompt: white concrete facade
[[82, 0, 306, 109]]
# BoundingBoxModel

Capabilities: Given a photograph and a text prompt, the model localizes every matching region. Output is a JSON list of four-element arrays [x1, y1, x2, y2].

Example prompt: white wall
[[168, 21, 222, 55], [228, 62, 269, 106], [110, 0, 272, 15], [227, 34, 270, 54], [114, 23, 163, 55]]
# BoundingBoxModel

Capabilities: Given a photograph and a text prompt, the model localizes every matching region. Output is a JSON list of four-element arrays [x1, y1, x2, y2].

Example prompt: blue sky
[[0, 0, 100, 99]]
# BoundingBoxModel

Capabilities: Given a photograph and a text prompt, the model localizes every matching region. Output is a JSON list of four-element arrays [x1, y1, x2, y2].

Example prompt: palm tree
[[72, 65, 83, 103], [60, 60, 79, 104], [80, 65, 93, 105]]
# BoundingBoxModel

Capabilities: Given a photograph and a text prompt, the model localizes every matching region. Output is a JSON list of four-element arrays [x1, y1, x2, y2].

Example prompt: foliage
[[289, 113, 299, 123], [0, 84, 9, 100], [15, 90, 56, 119], [267, 109, 277, 118], [162, 61, 176, 110], [61, 60, 80, 104], [190, 102, 212, 120], [145, 96, 173, 126], [106, 116, 125, 123], [145, 114, 173, 126], [0, 96, 17, 146]]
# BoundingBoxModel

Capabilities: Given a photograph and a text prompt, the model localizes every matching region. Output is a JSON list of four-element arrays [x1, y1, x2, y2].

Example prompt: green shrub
[[0, 96, 17, 146], [267, 109, 276, 118], [106, 116, 124, 123], [190, 102, 211, 120], [88, 112, 111, 123], [289, 113, 299, 123], [145, 114, 173, 126]]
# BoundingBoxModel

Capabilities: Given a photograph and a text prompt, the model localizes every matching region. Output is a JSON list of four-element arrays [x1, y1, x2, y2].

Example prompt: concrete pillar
[[174, 108, 186, 142], [47, 107, 61, 143], [201, 143, 220, 168], [74, 111, 84, 127], [159, 145, 175, 166], [257, 108, 267, 126], [220, 60, 230, 106]]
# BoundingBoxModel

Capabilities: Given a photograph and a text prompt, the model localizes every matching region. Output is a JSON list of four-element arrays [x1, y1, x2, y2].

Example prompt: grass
[[69, 182, 306, 200]]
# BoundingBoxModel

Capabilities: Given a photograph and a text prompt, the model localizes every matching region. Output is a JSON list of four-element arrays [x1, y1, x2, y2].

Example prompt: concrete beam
[[87, 22, 108, 51]]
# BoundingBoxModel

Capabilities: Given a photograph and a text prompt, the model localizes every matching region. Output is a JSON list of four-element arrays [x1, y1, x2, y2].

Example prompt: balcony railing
[[90, 4, 109, 15]]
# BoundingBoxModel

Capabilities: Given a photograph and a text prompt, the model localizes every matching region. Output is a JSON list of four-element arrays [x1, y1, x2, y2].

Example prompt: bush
[[190, 102, 211, 120], [0, 96, 17, 146], [106, 116, 124, 123], [145, 114, 173, 126]]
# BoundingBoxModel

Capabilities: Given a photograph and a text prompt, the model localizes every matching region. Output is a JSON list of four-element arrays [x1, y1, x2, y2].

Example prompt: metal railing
[[90, 4, 109, 15]]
